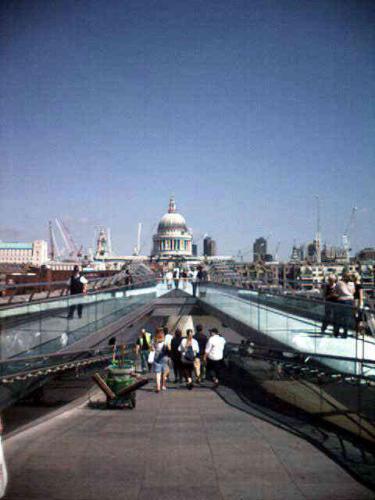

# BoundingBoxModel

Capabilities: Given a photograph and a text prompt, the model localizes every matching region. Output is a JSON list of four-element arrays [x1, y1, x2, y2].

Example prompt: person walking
[[171, 328, 183, 383], [135, 329, 152, 373], [179, 329, 199, 390], [205, 328, 226, 388], [333, 273, 355, 338], [67, 265, 88, 319], [320, 275, 337, 334], [166, 270, 173, 290], [194, 324, 207, 382], [181, 269, 188, 289], [151, 328, 169, 392], [173, 267, 180, 289], [191, 267, 199, 297], [163, 326, 173, 380]]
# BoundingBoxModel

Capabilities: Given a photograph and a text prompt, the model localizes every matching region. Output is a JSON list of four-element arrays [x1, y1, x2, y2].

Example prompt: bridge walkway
[[3, 384, 372, 500]]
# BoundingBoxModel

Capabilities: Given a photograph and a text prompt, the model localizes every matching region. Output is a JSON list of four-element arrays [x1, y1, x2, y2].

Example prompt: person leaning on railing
[[352, 272, 364, 334], [333, 273, 355, 339], [321, 274, 338, 334]]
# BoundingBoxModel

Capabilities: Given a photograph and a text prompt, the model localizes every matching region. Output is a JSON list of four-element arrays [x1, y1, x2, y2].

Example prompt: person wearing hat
[[204, 328, 226, 388]]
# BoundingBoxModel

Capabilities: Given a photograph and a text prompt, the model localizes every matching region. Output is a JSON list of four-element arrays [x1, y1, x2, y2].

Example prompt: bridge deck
[[4, 385, 372, 500]]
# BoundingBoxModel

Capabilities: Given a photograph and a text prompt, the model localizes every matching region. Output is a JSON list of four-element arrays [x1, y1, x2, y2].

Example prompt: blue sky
[[0, 0, 374, 258]]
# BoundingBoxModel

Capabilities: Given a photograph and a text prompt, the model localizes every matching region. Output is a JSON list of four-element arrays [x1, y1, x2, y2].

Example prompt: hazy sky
[[1, 0, 374, 258]]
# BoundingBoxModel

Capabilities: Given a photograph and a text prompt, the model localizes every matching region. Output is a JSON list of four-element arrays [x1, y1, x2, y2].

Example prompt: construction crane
[[315, 195, 321, 264], [48, 220, 60, 260], [274, 241, 281, 262], [342, 206, 358, 263], [133, 223, 142, 256], [55, 218, 82, 260]]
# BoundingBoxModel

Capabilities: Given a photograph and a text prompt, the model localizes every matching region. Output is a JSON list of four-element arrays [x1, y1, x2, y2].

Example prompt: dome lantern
[[168, 196, 176, 214]]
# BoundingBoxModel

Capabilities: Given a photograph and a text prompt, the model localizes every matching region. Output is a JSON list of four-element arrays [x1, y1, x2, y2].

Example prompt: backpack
[[182, 344, 195, 364]]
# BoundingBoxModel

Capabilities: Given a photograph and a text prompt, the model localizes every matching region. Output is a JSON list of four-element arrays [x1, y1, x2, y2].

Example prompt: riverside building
[[0, 240, 48, 266]]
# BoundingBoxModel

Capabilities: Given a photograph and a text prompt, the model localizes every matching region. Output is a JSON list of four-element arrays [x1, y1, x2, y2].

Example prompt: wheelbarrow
[[92, 345, 148, 409]]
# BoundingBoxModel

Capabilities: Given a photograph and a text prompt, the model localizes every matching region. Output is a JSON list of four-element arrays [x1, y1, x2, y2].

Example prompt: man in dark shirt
[[194, 324, 207, 382], [136, 329, 151, 373], [321, 275, 337, 334], [67, 265, 88, 319]]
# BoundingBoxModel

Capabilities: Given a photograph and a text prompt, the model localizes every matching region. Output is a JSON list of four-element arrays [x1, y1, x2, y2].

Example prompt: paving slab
[[3, 385, 373, 500]]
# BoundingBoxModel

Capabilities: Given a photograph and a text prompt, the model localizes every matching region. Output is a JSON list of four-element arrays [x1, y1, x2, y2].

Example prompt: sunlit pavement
[[4, 384, 372, 500]]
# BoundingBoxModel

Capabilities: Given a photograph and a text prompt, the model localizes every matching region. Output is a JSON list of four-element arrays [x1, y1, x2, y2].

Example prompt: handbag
[[147, 351, 155, 364]]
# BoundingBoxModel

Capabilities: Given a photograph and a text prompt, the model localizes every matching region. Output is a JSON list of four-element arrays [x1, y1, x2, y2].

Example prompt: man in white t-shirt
[[204, 328, 226, 387]]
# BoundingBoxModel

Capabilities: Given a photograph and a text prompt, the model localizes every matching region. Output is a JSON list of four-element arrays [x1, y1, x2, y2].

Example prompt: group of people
[[164, 266, 204, 296], [321, 272, 364, 338], [135, 325, 226, 392]]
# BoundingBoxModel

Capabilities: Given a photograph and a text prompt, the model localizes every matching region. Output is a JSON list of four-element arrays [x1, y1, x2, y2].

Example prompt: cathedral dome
[[151, 197, 193, 259], [158, 212, 188, 233], [157, 197, 188, 233]]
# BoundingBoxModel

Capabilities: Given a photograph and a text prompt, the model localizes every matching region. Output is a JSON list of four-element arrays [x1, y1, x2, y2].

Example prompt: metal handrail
[[0, 273, 157, 308], [204, 278, 375, 314]]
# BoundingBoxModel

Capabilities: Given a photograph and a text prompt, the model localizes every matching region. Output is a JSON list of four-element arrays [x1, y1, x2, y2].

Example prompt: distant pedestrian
[[166, 270, 173, 290], [191, 267, 200, 297], [173, 267, 180, 289], [67, 265, 88, 319], [125, 269, 133, 286], [320, 275, 337, 334], [333, 273, 355, 338], [179, 329, 199, 390], [181, 269, 188, 289], [135, 329, 152, 373], [205, 328, 226, 387], [171, 328, 183, 383], [151, 328, 169, 392], [352, 273, 364, 334]]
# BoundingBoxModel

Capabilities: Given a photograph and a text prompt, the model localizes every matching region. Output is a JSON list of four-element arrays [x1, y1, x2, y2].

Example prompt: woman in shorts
[[152, 328, 169, 393]]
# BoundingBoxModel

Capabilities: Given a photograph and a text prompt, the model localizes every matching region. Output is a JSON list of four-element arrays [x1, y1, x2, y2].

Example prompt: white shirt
[[191, 270, 199, 282], [205, 334, 226, 361], [164, 333, 173, 350], [67, 275, 88, 286], [336, 280, 354, 301], [178, 338, 199, 355]]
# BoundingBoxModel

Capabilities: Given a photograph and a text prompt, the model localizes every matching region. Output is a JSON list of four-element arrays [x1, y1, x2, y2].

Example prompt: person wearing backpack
[[151, 328, 169, 393], [178, 329, 199, 390]]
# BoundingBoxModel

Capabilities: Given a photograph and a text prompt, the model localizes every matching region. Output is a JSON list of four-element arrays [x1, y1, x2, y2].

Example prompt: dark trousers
[[174, 279, 179, 289], [172, 358, 183, 382], [321, 301, 336, 333], [207, 359, 224, 381], [333, 300, 354, 337], [192, 282, 198, 297], [67, 303, 83, 318], [181, 362, 194, 381]]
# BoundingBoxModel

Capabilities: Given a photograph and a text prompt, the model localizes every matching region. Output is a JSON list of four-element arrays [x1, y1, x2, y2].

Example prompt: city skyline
[[1, 0, 374, 258]]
